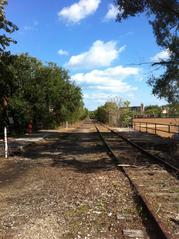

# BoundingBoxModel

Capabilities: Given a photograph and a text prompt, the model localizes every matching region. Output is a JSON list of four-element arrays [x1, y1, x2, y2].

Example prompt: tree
[[115, 0, 179, 103], [95, 100, 133, 127], [0, 0, 18, 132], [120, 101, 133, 127], [0, 53, 86, 133], [0, 3, 86, 133], [165, 103, 179, 116], [96, 105, 108, 123], [144, 105, 162, 117], [0, 0, 18, 52]]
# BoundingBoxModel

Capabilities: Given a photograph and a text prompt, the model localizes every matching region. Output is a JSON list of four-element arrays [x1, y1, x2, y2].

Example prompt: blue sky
[[6, 0, 169, 110]]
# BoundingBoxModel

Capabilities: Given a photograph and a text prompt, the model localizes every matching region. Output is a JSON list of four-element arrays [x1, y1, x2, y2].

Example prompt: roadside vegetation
[[0, 53, 88, 134], [93, 99, 134, 127], [92, 100, 179, 127]]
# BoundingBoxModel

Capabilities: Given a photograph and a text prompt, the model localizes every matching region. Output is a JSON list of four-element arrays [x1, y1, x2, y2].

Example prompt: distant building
[[162, 107, 168, 115], [129, 104, 144, 113]]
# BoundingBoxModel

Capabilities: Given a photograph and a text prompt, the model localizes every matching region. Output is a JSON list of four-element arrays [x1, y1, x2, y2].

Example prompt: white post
[[66, 121, 68, 128], [4, 126, 8, 158]]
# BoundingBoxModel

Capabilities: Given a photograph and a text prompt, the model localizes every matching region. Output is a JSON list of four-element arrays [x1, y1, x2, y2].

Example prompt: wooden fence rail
[[133, 121, 179, 138]]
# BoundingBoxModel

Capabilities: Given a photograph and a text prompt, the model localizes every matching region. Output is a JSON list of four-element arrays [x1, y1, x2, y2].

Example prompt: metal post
[[4, 127, 8, 158]]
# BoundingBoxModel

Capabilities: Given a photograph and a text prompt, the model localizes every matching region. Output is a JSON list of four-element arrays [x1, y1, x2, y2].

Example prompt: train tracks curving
[[96, 124, 179, 239]]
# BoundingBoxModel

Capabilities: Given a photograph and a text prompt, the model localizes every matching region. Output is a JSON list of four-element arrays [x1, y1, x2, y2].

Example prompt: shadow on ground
[[0, 131, 117, 187], [22, 131, 117, 174]]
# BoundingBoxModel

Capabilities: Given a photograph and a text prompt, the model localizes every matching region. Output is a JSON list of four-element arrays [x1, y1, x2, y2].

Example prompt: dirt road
[[0, 121, 155, 238]]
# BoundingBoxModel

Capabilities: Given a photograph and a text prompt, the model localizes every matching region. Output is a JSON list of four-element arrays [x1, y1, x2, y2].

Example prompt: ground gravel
[[0, 121, 150, 239]]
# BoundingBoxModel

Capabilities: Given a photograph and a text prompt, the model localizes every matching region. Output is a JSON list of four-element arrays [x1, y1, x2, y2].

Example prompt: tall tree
[[0, 0, 18, 52], [0, 0, 18, 98], [0, 0, 18, 129], [115, 0, 179, 103], [0, 54, 86, 133]]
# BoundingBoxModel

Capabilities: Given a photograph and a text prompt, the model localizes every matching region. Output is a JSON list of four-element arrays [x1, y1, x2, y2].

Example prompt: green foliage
[[115, 0, 179, 103], [0, 0, 18, 52], [96, 102, 118, 123], [168, 103, 179, 116], [149, 62, 179, 103], [96, 105, 108, 123], [104, 102, 118, 112], [95, 100, 133, 127], [163, 103, 179, 117], [0, 54, 86, 133], [79, 107, 89, 120], [9, 96, 31, 133], [0, 52, 17, 97], [120, 101, 133, 127], [144, 105, 162, 117], [89, 111, 96, 119], [143, 104, 179, 117]]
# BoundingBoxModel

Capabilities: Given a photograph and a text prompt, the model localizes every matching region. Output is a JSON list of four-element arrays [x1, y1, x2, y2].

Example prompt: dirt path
[[0, 121, 152, 239]]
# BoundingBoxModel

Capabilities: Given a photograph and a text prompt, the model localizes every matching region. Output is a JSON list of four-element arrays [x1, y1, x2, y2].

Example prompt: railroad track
[[95, 124, 179, 239], [103, 124, 179, 179]]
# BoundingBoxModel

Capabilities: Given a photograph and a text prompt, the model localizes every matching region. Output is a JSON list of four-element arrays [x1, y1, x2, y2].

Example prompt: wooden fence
[[133, 121, 179, 138]]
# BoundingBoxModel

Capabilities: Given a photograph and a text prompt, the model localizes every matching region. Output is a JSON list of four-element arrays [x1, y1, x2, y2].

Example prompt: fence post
[[66, 121, 68, 128], [146, 122, 147, 133], [133, 122, 135, 130], [155, 123, 157, 134], [139, 122, 141, 132], [168, 124, 170, 134]]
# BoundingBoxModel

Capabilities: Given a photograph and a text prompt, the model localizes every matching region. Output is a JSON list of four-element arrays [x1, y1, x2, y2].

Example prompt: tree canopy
[[144, 105, 162, 117], [115, 0, 179, 103], [0, 54, 87, 133]]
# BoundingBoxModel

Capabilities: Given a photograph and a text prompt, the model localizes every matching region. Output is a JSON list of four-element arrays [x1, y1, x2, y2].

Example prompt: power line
[[123, 60, 178, 67], [124, 62, 153, 66]]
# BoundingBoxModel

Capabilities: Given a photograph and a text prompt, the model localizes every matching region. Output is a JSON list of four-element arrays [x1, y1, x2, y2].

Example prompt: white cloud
[[104, 4, 118, 21], [67, 40, 126, 68], [151, 49, 170, 62], [58, 0, 101, 24], [71, 65, 139, 93], [83, 92, 116, 110], [58, 49, 69, 56], [84, 92, 111, 102]]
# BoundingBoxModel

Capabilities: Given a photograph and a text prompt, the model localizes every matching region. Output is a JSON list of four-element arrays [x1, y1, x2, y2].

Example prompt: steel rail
[[103, 124, 179, 179], [95, 125, 174, 239]]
